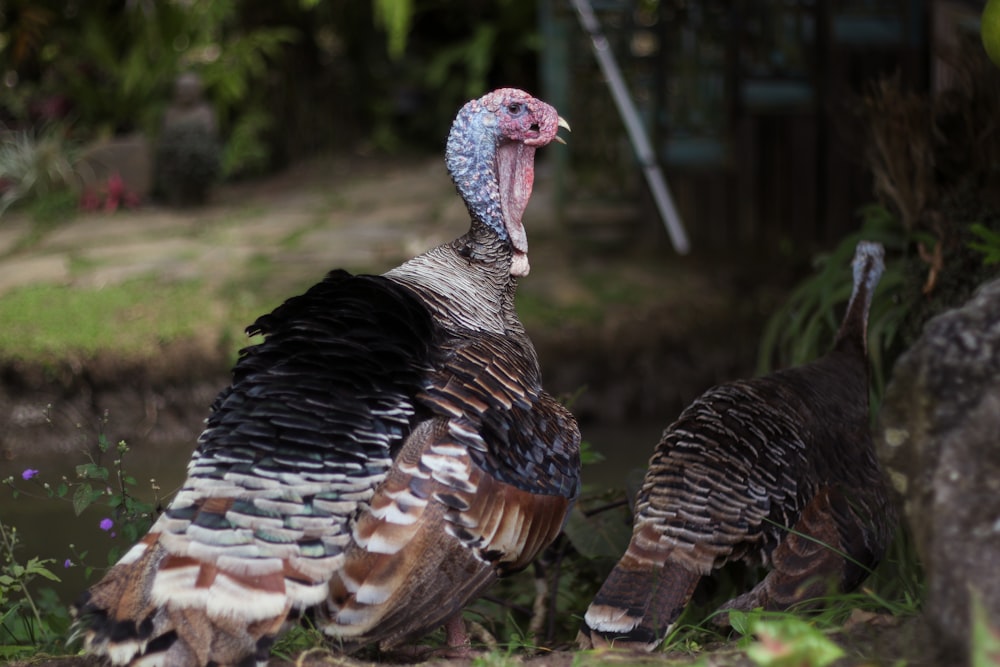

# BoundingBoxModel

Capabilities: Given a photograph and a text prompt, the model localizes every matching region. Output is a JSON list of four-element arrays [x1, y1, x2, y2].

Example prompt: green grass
[[0, 278, 242, 361]]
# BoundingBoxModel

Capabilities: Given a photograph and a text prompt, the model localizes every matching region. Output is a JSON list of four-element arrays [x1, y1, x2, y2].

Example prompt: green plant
[[968, 222, 1000, 266], [756, 204, 910, 406], [3, 1, 296, 179], [0, 125, 80, 218], [5, 432, 160, 569], [1, 420, 164, 659], [219, 107, 272, 179], [731, 610, 845, 667], [971, 592, 1000, 667], [0, 521, 62, 658]]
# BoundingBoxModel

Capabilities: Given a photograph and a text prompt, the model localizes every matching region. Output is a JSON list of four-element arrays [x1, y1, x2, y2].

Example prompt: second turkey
[[579, 240, 897, 652]]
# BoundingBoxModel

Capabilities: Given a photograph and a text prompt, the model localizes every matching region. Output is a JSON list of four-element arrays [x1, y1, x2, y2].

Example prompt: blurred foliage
[[0, 124, 80, 219], [374, 0, 414, 60], [0, 521, 64, 658], [1, 0, 295, 179], [758, 36, 1000, 408], [2, 432, 160, 657], [1, 1, 541, 176], [756, 205, 909, 407]]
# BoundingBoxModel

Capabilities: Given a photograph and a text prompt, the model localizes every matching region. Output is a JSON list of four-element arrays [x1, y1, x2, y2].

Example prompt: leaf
[[373, 0, 413, 59], [562, 505, 632, 560], [76, 462, 109, 481], [72, 482, 97, 516], [971, 591, 1000, 667], [729, 609, 751, 635], [24, 558, 61, 583], [579, 440, 605, 466], [745, 615, 845, 667], [968, 222, 1000, 265]]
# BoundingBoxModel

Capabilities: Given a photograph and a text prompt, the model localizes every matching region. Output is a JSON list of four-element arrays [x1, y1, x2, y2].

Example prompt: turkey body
[[580, 241, 895, 651], [72, 89, 580, 666]]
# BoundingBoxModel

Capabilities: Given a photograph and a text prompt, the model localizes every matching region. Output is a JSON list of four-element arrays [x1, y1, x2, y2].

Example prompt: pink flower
[[99, 518, 113, 531], [21, 469, 39, 480]]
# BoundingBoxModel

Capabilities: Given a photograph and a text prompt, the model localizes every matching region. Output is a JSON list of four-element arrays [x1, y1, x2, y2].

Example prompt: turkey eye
[[507, 102, 524, 115]]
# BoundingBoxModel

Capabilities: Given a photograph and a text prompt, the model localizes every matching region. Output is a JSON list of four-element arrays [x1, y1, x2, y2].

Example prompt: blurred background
[[0, 0, 985, 248]]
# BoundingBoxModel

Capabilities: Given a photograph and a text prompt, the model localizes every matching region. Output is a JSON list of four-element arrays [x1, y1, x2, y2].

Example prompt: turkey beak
[[555, 116, 571, 144]]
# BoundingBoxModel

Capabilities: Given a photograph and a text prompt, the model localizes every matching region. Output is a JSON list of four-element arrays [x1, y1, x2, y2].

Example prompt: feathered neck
[[834, 241, 885, 356]]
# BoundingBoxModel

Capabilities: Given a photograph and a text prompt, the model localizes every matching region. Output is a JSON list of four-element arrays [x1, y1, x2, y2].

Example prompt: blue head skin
[[835, 240, 886, 354], [445, 88, 567, 276]]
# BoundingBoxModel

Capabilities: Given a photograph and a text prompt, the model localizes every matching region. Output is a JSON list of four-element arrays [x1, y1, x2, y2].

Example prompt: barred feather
[[580, 241, 895, 651], [72, 88, 579, 666]]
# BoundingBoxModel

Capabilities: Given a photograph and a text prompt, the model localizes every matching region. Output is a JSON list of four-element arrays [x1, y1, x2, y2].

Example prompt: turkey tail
[[72, 534, 165, 665], [72, 525, 292, 666], [580, 547, 700, 651], [834, 241, 885, 354]]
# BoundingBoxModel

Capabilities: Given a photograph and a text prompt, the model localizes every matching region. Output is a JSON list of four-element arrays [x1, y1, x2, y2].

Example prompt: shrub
[[0, 126, 80, 219]]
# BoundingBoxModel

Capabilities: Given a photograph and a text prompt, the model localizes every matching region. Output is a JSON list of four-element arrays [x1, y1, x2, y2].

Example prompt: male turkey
[[72, 88, 579, 666], [579, 240, 895, 651]]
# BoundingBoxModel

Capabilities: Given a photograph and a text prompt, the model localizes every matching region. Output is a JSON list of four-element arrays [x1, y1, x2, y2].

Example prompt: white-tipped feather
[[206, 575, 287, 620], [420, 453, 468, 476], [116, 541, 150, 566], [215, 555, 283, 577], [354, 582, 394, 605], [130, 648, 166, 667], [328, 607, 378, 633], [287, 554, 343, 582], [584, 604, 641, 633], [369, 499, 421, 525], [107, 640, 152, 666], [429, 442, 467, 456], [186, 525, 255, 546], [357, 531, 407, 555], [152, 584, 207, 609], [446, 421, 481, 442], [285, 579, 329, 608], [396, 459, 431, 479]]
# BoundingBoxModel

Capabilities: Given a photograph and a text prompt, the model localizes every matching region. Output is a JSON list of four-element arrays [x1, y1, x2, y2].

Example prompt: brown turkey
[[71, 88, 579, 666], [579, 240, 895, 651]]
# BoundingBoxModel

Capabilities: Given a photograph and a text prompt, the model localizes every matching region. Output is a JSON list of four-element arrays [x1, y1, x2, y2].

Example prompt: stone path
[[0, 155, 474, 297]]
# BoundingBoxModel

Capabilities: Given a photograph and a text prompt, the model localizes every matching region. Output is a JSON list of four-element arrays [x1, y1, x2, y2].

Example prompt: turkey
[[579, 240, 895, 651], [72, 88, 579, 666]]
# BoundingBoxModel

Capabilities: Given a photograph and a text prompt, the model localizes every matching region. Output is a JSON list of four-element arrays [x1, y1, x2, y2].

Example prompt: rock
[[876, 277, 1000, 662], [77, 133, 153, 202]]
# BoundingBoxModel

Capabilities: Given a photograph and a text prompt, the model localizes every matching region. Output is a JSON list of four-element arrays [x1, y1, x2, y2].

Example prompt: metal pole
[[570, 0, 691, 254]]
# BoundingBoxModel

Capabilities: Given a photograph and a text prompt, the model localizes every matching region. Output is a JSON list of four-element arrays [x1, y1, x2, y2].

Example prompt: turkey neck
[[384, 217, 526, 338], [832, 242, 885, 361]]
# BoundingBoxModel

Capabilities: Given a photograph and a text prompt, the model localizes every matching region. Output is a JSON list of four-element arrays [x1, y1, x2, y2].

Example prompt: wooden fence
[[541, 0, 933, 254]]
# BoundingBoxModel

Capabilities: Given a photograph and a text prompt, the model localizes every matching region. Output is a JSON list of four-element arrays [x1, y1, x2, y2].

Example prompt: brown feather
[[581, 241, 894, 652]]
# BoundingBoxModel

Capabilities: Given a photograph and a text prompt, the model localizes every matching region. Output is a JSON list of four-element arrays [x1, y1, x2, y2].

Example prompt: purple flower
[[64, 559, 73, 568], [99, 518, 113, 532], [21, 469, 39, 480]]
